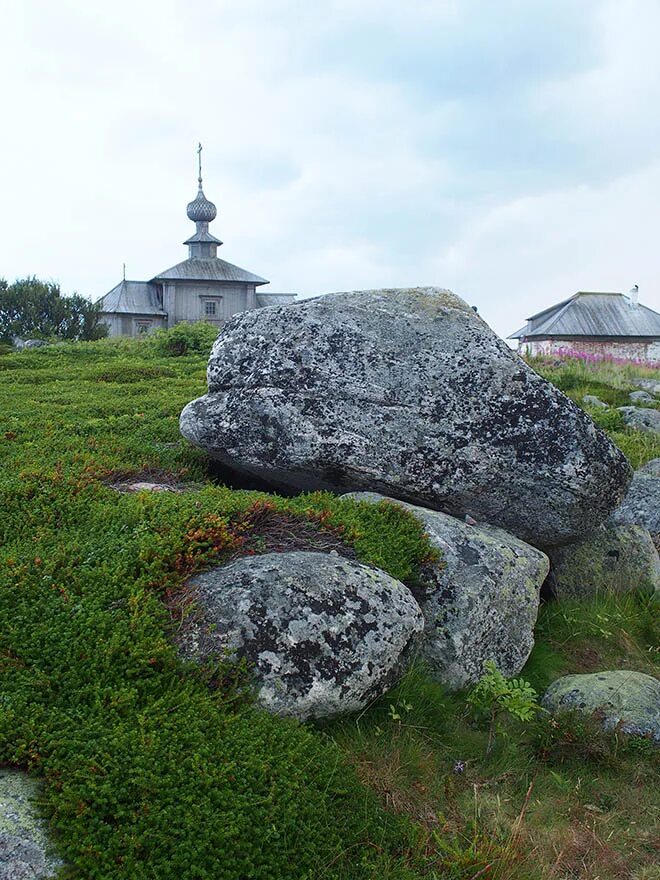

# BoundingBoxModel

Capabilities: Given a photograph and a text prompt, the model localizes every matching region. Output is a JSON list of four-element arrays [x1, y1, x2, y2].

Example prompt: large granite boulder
[[177, 551, 424, 720], [610, 463, 660, 539], [548, 524, 660, 599], [343, 493, 548, 689], [0, 768, 62, 879], [617, 406, 660, 434], [542, 671, 660, 743], [180, 288, 631, 547]]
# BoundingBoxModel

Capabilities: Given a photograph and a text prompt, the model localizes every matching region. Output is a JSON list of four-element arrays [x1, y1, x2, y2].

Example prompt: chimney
[[630, 284, 639, 305]]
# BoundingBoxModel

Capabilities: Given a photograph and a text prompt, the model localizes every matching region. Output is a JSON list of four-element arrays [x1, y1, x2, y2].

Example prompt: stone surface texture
[[610, 464, 660, 538], [548, 524, 660, 598], [0, 769, 61, 879], [629, 390, 654, 404], [617, 406, 660, 434], [582, 394, 608, 408], [631, 378, 660, 396], [343, 492, 549, 689], [180, 288, 631, 548], [542, 671, 660, 743], [178, 551, 424, 720]]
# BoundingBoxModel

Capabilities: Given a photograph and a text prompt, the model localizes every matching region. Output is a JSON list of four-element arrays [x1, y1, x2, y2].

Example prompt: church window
[[204, 301, 217, 316]]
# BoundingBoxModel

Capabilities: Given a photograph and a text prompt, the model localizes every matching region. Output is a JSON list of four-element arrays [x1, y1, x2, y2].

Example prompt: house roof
[[509, 292, 660, 339], [96, 280, 166, 316], [151, 258, 268, 285]]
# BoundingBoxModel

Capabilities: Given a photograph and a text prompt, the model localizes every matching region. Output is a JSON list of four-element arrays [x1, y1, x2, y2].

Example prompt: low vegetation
[[0, 328, 658, 879]]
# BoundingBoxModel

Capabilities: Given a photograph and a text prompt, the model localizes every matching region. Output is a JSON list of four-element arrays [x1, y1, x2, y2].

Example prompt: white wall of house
[[520, 338, 660, 363]]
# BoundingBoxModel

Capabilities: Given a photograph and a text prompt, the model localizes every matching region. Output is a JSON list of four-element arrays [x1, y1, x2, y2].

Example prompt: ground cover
[[0, 333, 658, 879]]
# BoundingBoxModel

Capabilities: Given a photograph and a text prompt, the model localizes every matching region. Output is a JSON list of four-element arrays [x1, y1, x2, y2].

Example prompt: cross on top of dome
[[186, 143, 217, 223]]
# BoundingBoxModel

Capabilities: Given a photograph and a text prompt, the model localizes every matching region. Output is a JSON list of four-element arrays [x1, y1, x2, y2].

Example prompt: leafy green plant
[[467, 662, 539, 753]]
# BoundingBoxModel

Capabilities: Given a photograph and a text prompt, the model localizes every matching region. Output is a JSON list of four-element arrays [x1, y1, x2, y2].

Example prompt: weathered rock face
[[180, 288, 631, 547], [610, 465, 660, 539], [343, 493, 548, 690], [548, 524, 660, 599], [631, 378, 660, 396], [178, 551, 424, 720], [629, 390, 655, 404], [617, 406, 660, 434], [0, 768, 62, 879], [582, 394, 608, 409], [542, 671, 660, 743]]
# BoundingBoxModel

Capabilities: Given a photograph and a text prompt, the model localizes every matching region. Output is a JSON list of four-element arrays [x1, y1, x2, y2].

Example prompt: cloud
[[0, 0, 658, 342]]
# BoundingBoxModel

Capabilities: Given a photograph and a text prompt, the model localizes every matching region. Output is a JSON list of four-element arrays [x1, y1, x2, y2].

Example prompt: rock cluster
[[177, 287, 656, 724]]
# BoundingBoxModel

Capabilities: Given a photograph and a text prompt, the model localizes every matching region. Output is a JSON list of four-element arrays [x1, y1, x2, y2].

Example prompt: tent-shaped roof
[[152, 258, 268, 285], [97, 280, 166, 316], [509, 292, 660, 340]]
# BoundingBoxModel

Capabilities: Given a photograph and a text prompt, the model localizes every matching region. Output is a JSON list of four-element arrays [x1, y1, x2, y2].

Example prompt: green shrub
[[150, 322, 219, 357], [91, 363, 177, 383]]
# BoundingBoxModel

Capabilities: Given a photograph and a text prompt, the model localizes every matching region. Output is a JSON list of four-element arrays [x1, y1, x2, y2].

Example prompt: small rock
[[177, 551, 424, 720], [629, 390, 655, 404], [0, 768, 62, 879], [548, 524, 660, 599], [582, 394, 608, 409], [343, 493, 549, 689], [542, 671, 660, 743], [617, 406, 660, 434], [631, 378, 660, 396], [611, 468, 660, 537], [126, 481, 177, 493]]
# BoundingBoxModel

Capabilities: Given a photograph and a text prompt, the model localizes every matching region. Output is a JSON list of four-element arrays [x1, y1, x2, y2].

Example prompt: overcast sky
[[2, 0, 660, 338]]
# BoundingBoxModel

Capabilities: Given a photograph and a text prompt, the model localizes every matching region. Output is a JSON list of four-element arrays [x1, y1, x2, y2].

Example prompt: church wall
[[172, 282, 257, 326]]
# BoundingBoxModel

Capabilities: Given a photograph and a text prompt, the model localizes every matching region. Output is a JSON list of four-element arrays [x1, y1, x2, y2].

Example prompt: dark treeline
[[0, 276, 108, 343]]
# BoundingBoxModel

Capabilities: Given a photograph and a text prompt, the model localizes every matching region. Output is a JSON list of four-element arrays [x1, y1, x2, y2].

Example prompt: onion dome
[[186, 184, 217, 222]]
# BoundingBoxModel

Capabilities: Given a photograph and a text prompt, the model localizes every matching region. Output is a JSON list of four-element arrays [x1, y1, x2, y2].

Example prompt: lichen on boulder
[[180, 287, 631, 548], [0, 768, 62, 879], [548, 524, 660, 599], [542, 671, 660, 743], [177, 551, 424, 720], [343, 492, 549, 690]]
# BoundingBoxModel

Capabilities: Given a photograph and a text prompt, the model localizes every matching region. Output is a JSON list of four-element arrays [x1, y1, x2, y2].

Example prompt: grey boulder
[[180, 287, 631, 547], [542, 671, 660, 743], [343, 493, 549, 689], [637, 457, 660, 477], [610, 465, 660, 538], [629, 390, 655, 404], [0, 769, 62, 879], [617, 406, 660, 434], [631, 378, 660, 396], [582, 394, 608, 409], [178, 551, 424, 720], [548, 524, 660, 599]]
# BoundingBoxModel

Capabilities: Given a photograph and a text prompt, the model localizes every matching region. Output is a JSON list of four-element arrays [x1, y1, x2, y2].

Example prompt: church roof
[[509, 291, 660, 340], [151, 258, 268, 285], [97, 280, 166, 315]]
